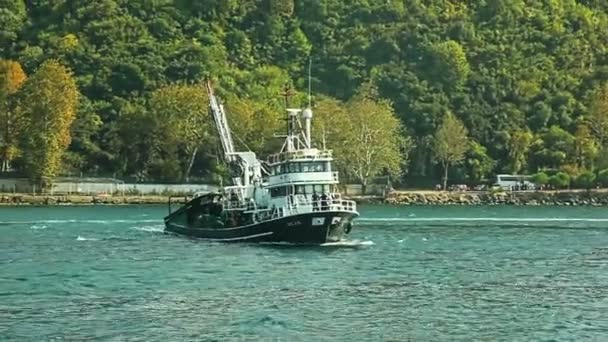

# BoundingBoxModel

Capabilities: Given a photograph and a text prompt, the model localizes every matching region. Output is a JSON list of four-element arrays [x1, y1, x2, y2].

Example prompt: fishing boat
[[164, 81, 359, 243]]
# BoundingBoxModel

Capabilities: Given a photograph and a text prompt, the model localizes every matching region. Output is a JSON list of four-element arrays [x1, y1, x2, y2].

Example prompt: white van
[[494, 174, 536, 190]]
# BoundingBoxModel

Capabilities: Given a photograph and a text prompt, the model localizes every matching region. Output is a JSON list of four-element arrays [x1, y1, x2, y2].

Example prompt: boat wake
[[320, 239, 375, 248], [359, 217, 608, 222], [131, 225, 164, 233], [76, 236, 99, 241], [29, 224, 48, 230], [2, 219, 162, 225], [256, 239, 374, 248]]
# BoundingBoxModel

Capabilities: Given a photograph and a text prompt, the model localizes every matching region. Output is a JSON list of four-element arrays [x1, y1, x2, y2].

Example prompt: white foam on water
[[2, 219, 162, 225], [29, 224, 48, 230], [358, 217, 608, 223], [131, 225, 164, 233], [320, 239, 374, 248], [76, 236, 99, 241]]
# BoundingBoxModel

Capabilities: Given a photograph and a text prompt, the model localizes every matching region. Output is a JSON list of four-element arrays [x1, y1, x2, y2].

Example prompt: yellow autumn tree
[[0, 59, 27, 172], [343, 90, 410, 192], [224, 94, 283, 156], [19, 60, 79, 189], [310, 96, 352, 172], [312, 85, 411, 193], [149, 83, 211, 180], [433, 111, 469, 190]]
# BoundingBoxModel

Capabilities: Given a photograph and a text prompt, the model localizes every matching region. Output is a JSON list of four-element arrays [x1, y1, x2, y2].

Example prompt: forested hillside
[[2, 0, 608, 188]]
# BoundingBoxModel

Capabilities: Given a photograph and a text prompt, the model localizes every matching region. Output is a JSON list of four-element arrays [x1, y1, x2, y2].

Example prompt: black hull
[[164, 211, 356, 244]]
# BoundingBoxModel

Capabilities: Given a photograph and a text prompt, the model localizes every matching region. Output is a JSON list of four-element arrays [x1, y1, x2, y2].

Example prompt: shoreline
[[1, 190, 608, 206], [376, 189, 608, 206]]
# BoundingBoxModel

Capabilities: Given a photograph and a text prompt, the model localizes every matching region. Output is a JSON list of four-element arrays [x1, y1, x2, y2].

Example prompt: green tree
[[574, 171, 596, 190], [4, 0, 608, 185], [549, 172, 570, 190], [462, 141, 495, 184], [587, 83, 608, 148], [529, 126, 576, 170], [0, 0, 26, 53], [574, 122, 599, 170], [19, 60, 79, 189], [338, 85, 411, 193], [598, 169, 608, 187], [433, 112, 469, 190], [531, 172, 549, 189], [0, 60, 26, 172], [430, 40, 470, 88], [148, 84, 211, 181], [507, 130, 533, 174], [310, 96, 350, 151], [224, 95, 283, 156]]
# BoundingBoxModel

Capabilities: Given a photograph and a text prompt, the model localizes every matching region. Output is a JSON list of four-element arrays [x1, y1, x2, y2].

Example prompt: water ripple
[[1, 205, 608, 340]]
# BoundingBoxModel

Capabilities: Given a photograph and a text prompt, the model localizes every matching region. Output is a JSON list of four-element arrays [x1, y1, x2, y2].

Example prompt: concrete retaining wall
[[0, 177, 218, 195]]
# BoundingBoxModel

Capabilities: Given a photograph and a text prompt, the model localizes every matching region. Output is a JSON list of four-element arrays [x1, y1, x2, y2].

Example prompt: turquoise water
[[2, 205, 608, 341]]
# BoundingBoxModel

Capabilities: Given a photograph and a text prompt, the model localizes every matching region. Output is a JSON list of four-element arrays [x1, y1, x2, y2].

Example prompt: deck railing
[[293, 196, 357, 214], [268, 150, 333, 164]]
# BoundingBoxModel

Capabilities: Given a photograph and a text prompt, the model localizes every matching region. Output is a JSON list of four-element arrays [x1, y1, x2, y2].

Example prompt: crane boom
[[206, 81, 243, 188], [206, 81, 236, 162]]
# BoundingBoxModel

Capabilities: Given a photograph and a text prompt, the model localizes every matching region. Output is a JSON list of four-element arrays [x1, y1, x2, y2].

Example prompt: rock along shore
[[374, 190, 608, 206], [1, 190, 608, 206], [0, 193, 184, 206]]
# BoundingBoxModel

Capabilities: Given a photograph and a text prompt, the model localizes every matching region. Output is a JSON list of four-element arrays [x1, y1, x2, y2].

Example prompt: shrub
[[598, 169, 608, 187], [574, 171, 596, 189], [549, 172, 570, 189], [531, 172, 549, 187]]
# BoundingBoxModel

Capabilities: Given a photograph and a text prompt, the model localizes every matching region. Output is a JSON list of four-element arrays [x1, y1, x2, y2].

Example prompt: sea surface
[[1, 205, 608, 341]]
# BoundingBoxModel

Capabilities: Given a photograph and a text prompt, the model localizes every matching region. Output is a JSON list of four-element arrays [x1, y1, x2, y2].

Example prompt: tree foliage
[[588, 83, 608, 148], [549, 172, 571, 190], [0, 59, 26, 171], [531, 172, 549, 187], [598, 169, 608, 187], [19, 60, 79, 188], [433, 112, 469, 189], [312, 85, 411, 189], [341, 88, 410, 189], [2, 1, 608, 186], [574, 171, 596, 190]]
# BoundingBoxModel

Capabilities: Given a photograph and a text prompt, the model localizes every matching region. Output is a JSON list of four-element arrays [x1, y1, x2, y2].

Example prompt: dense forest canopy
[[2, 0, 608, 188]]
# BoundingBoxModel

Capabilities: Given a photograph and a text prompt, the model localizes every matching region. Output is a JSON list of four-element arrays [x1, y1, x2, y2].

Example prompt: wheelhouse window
[[272, 161, 330, 175], [313, 184, 329, 193], [270, 186, 288, 198], [293, 184, 329, 195]]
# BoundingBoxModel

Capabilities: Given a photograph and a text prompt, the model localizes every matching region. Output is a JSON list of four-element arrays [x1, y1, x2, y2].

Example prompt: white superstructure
[[205, 82, 357, 222]]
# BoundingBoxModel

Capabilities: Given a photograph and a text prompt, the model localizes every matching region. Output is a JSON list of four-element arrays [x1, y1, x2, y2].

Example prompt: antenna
[[308, 56, 312, 108]]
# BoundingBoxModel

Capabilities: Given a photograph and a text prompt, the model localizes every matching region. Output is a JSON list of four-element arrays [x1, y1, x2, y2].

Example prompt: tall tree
[[433, 112, 469, 190], [0, 60, 26, 172], [19, 60, 79, 189], [0, 0, 26, 54], [507, 130, 533, 174], [587, 83, 608, 148], [574, 122, 599, 170], [529, 126, 576, 171], [339, 84, 411, 193], [148, 83, 212, 181]]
